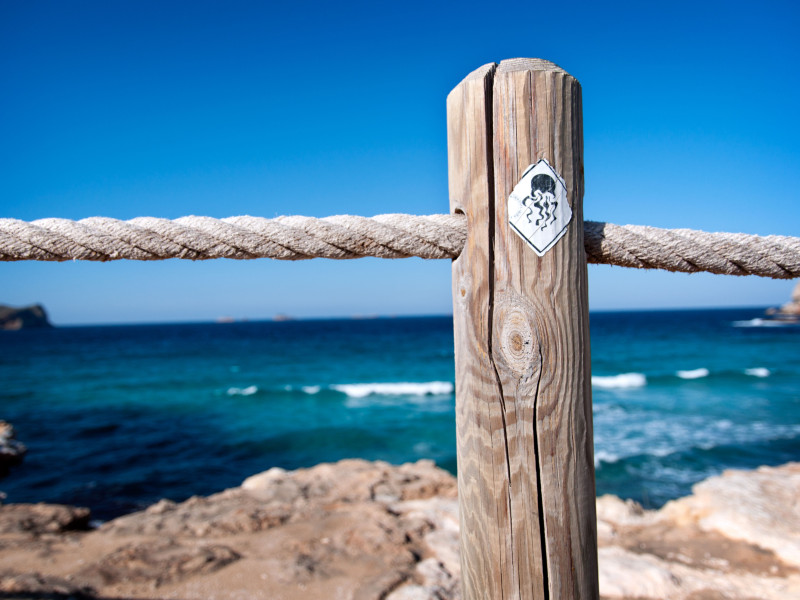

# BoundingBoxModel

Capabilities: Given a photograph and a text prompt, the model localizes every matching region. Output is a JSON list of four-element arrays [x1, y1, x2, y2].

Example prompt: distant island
[[0, 304, 53, 330]]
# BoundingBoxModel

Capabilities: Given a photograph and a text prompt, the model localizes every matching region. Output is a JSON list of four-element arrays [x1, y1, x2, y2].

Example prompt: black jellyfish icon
[[522, 173, 558, 230]]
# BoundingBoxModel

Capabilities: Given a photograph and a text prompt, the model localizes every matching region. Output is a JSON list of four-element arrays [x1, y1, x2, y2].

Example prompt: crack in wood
[[530, 349, 550, 600]]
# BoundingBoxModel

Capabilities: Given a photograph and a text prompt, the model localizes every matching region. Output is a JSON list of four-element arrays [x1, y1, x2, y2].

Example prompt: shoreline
[[1, 459, 799, 599]]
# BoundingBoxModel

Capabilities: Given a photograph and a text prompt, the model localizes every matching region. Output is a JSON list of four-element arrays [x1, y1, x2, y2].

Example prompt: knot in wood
[[498, 307, 538, 375], [455, 274, 472, 308]]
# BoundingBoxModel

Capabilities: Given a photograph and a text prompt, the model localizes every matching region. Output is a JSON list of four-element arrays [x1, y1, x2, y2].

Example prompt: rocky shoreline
[[1, 459, 799, 599]]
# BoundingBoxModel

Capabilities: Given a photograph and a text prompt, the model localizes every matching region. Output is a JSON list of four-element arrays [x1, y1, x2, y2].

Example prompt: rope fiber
[[1, 214, 798, 279]]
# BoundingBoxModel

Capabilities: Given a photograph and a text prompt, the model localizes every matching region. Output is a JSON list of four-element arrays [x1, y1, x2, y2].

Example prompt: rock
[[0, 459, 457, 599], [0, 571, 95, 599], [78, 540, 241, 588], [0, 303, 53, 330], [102, 488, 294, 537], [660, 463, 800, 567], [0, 420, 27, 478], [0, 503, 91, 534], [1, 460, 799, 599], [766, 281, 800, 319], [597, 463, 800, 599], [388, 496, 461, 600], [104, 458, 456, 538], [598, 546, 800, 600]]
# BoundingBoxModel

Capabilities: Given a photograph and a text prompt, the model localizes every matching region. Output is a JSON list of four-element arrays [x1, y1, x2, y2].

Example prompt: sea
[[1, 308, 798, 522]]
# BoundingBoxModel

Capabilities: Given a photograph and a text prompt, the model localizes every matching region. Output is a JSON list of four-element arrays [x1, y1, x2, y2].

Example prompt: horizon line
[[13, 304, 777, 329]]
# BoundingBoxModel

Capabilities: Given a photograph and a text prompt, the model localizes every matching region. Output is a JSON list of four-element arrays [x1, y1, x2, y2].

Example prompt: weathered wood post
[[448, 58, 598, 599]]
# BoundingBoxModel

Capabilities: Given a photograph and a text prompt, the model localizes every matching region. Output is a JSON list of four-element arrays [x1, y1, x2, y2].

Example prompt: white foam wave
[[745, 367, 771, 378], [227, 385, 258, 396], [732, 318, 796, 328], [593, 406, 800, 470], [301, 385, 322, 394], [591, 373, 646, 389], [676, 368, 710, 380], [413, 442, 434, 455], [331, 381, 454, 398], [594, 450, 620, 465]]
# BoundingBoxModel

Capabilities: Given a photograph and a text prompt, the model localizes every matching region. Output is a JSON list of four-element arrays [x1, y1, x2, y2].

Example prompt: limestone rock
[[103, 458, 456, 538], [0, 503, 91, 534], [0, 459, 457, 600], [660, 463, 800, 567], [598, 463, 800, 599], [0, 571, 95, 599], [78, 540, 241, 588], [1, 460, 799, 600]]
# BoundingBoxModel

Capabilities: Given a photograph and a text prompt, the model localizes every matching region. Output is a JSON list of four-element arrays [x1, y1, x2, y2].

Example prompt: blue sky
[[1, 0, 798, 324]]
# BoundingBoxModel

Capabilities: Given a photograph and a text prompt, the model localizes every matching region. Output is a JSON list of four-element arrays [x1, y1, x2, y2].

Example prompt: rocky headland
[[1, 460, 799, 599], [0, 421, 26, 479], [0, 304, 52, 330], [765, 281, 800, 321]]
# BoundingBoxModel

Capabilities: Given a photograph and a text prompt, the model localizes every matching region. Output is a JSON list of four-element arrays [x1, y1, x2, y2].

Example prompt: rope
[[0, 215, 466, 261], [584, 222, 800, 279], [1, 214, 798, 279]]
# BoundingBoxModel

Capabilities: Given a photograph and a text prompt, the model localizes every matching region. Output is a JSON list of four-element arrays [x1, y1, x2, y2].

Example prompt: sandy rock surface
[[1, 460, 799, 599], [0, 459, 457, 600], [595, 465, 800, 599]]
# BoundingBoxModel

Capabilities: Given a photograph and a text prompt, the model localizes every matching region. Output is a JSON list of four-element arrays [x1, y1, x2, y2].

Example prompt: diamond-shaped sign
[[508, 159, 572, 257]]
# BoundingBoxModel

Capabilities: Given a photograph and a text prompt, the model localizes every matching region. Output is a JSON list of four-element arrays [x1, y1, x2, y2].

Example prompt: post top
[[447, 62, 497, 104], [451, 59, 575, 94], [497, 58, 568, 75], [462, 62, 497, 82]]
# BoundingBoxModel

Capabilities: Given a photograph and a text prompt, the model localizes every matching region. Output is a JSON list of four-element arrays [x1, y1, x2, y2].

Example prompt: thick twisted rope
[[583, 222, 800, 279], [0, 215, 466, 262], [1, 215, 798, 279]]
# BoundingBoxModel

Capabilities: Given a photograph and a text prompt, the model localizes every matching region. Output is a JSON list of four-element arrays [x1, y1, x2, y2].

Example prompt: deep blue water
[[1, 309, 798, 521]]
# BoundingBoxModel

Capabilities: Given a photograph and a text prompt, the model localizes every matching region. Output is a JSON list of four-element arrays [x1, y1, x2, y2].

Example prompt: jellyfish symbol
[[521, 173, 558, 230]]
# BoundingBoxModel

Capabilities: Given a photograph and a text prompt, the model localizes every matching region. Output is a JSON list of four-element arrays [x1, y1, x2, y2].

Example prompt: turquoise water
[[1, 309, 798, 520]]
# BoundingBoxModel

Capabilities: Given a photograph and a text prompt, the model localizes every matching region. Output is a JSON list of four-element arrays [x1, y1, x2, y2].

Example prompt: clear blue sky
[[2, 0, 798, 324]]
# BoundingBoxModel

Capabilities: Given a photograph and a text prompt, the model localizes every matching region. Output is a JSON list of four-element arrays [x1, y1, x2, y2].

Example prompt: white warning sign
[[508, 159, 572, 257]]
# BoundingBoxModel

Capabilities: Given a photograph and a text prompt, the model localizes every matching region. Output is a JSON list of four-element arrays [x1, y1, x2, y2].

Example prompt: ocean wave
[[594, 449, 620, 465], [331, 381, 454, 398], [676, 368, 710, 380], [593, 410, 800, 470], [301, 385, 322, 394], [226, 385, 258, 396], [591, 373, 646, 389], [732, 318, 797, 328], [745, 367, 771, 378]]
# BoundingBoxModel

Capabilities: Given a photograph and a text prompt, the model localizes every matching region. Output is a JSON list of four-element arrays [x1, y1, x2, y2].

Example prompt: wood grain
[[448, 62, 504, 598], [448, 58, 598, 599]]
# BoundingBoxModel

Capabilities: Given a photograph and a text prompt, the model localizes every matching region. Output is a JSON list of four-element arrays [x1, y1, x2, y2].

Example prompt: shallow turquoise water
[[1, 309, 798, 520]]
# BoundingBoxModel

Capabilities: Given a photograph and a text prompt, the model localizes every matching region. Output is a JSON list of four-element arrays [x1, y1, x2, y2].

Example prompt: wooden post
[[448, 58, 598, 599]]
